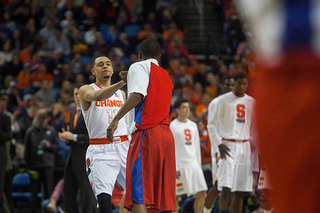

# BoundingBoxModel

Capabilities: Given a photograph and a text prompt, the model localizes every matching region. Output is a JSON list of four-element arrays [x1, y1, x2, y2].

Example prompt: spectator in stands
[[0, 40, 13, 67], [205, 72, 218, 99], [194, 93, 212, 122], [60, 10, 74, 30], [104, 24, 119, 45], [19, 43, 34, 63], [138, 22, 157, 41], [37, 40, 61, 64], [114, 32, 134, 57], [48, 27, 71, 57], [70, 53, 85, 74], [10, 29, 22, 51], [198, 120, 212, 188], [228, 60, 246, 77], [80, 6, 97, 31], [6, 81, 21, 112], [2, 50, 22, 77], [39, 18, 56, 41], [190, 82, 203, 105], [74, 73, 86, 85], [24, 109, 59, 213], [167, 34, 188, 57], [35, 80, 56, 108], [194, 63, 208, 86], [16, 63, 32, 93], [92, 34, 110, 55], [17, 94, 37, 141], [71, 29, 88, 55], [84, 25, 101, 46], [52, 91, 72, 127], [163, 21, 184, 45], [32, 63, 54, 85]]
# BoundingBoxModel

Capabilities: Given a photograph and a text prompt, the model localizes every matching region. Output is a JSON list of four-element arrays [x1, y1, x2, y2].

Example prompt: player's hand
[[218, 143, 230, 160], [107, 119, 119, 142], [176, 171, 181, 179], [119, 71, 128, 83], [40, 140, 51, 148], [47, 200, 57, 212], [58, 128, 74, 141]]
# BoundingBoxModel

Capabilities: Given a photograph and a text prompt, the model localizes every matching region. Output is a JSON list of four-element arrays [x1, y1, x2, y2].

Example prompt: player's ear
[[91, 68, 95, 76]]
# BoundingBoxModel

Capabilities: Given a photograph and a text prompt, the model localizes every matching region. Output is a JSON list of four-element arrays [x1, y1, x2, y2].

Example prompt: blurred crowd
[[0, 0, 257, 212]]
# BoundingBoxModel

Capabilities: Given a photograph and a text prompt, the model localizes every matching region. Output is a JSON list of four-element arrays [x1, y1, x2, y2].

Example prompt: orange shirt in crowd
[[206, 85, 217, 98], [32, 73, 54, 84], [162, 29, 184, 44], [17, 71, 31, 90], [200, 131, 211, 164], [19, 50, 31, 63], [195, 103, 208, 116], [190, 93, 203, 106]]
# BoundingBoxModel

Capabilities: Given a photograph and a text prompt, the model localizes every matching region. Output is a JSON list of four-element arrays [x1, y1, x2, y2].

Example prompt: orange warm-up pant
[[255, 50, 320, 213]]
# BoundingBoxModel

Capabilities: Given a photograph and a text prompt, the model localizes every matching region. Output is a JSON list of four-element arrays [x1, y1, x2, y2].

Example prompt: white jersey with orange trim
[[170, 119, 207, 195], [207, 92, 255, 148], [82, 83, 129, 139]]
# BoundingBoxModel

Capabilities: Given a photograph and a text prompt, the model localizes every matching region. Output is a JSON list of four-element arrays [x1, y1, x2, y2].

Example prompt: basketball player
[[208, 72, 255, 213], [204, 75, 235, 213], [79, 55, 130, 213], [235, 0, 320, 212], [107, 39, 176, 213], [170, 99, 207, 213]]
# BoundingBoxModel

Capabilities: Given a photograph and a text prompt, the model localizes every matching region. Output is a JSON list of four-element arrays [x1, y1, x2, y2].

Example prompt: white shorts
[[176, 165, 208, 196], [258, 167, 271, 190], [217, 141, 252, 192], [86, 140, 129, 197]]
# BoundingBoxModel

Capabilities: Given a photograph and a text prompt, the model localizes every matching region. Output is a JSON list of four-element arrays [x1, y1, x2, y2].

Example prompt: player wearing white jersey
[[204, 75, 235, 213], [79, 56, 129, 213], [170, 99, 207, 213], [209, 72, 255, 213]]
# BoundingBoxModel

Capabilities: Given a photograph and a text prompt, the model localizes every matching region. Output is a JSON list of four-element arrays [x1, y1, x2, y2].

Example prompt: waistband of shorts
[[89, 136, 129, 145], [222, 138, 249, 143]]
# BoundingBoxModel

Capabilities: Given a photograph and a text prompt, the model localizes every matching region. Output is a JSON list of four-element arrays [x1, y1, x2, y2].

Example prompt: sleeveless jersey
[[82, 83, 129, 139]]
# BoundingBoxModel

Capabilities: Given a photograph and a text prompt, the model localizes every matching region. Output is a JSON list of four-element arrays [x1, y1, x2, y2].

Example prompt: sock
[[97, 193, 112, 213], [203, 207, 213, 213]]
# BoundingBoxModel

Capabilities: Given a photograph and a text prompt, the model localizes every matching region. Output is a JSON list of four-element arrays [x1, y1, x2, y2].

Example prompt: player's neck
[[233, 91, 245, 97], [177, 117, 188, 123], [96, 79, 111, 88]]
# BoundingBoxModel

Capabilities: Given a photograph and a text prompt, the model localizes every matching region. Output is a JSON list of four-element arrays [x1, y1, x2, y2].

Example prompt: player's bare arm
[[79, 81, 126, 111], [107, 92, 143, 142]]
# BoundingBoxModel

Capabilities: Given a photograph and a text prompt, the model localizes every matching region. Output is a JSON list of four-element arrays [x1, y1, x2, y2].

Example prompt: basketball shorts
[[124, 124, 176, 212], [86, 140, 129, 197], [217, 140, 253, 192], [176, 164, 208, 196]]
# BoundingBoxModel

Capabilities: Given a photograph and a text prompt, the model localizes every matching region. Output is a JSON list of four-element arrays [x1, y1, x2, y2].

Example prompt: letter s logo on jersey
[[184, 129, 192, 145], [236, 104, 245, 123]]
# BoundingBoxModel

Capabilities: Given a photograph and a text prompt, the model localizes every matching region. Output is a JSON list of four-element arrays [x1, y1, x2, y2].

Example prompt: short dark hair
[[174, 98, 189, 109], [234, 72, 247, 81], [139, 39, 161, 59], [221, 75, 234, 84]]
